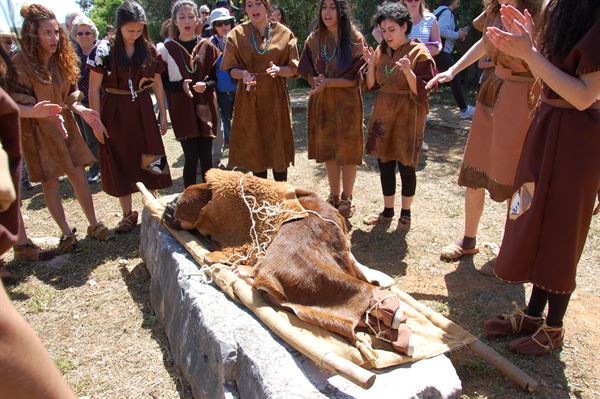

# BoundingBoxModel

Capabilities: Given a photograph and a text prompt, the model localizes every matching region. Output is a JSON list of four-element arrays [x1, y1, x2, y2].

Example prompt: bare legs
[[326, 162, 356, 198]]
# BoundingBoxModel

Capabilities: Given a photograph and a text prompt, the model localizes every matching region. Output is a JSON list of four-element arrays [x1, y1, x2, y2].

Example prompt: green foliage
[[138, 0, 172, 41], [89, 0, 122, 37]]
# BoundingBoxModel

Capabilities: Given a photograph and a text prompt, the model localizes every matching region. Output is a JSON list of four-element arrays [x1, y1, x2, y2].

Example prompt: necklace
[[251, 23, 272, 55], [321, 42, 337, 63], [176, 39, 198, 74], [127, 66, 138, 102]]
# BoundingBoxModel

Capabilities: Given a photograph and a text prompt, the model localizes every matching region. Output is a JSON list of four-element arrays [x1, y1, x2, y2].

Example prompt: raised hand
[[193, 81, 207, 94], [396, 56, 411, 72], [362, 44, 376, 65], [266, 61, 280, 78], [486, 23, 535, 61], [500, 4, 535, 40]]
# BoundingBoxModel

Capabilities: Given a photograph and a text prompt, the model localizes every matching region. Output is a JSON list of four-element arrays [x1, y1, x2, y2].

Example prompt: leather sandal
[[87, 222, 114, 241], [58, 229, 79, 253], [507, 323, 564, 355], [338, 196, 355, 218], [363, 212, 393, 226], [115, 211, 138, 234], [13, 240, 57, 262], [326, 194, 341, 209], [440, 243, 479, 261], [483, 303, 544, 338], [396, 215, 411, 232]]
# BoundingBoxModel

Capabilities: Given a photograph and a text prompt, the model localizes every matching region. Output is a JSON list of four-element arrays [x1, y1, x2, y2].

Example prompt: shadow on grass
[[5, 229, 141, 290], [120, 262, 193, 399], [410, 257, 570, 398], [350, 225, 409, 278]]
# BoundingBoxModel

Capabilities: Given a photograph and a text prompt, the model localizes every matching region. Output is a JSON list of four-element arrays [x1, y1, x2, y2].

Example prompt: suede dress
[[298, 27, 366, 166], [10, 52, 95, 183], [494, 18, 600, 294], [220, 21, 299, 172], [87, 40, 172, 197], [365, 41, 435, 167]]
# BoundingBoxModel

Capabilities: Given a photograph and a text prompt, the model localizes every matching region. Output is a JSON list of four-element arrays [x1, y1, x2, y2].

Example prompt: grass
[[2, 87, 598, 398]]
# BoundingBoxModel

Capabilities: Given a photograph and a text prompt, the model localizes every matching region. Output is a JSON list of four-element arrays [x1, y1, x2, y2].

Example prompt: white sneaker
[[421, 142, 429, 151], [459, 105, 476, 119]]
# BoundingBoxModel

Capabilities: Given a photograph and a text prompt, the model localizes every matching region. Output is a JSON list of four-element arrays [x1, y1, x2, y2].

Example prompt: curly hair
[[539, 0, 600, 58], [372, 2, 413, 37], [19, 4, 79, 85]]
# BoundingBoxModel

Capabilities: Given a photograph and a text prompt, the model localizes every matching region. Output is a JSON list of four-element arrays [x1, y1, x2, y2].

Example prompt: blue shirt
[[211, 35, 237, 93]]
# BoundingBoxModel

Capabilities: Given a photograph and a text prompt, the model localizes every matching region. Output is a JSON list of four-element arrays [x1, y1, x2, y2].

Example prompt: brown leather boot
[[483, 304, 544, 338], [338, 195, 354, 218], [507, 323, 564, 355]]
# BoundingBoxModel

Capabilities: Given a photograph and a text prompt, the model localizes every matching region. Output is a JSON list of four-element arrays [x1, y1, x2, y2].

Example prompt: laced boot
[[508, 323, 564, 355], [483, 304, 544, 338], [58, 229, 79, 253]]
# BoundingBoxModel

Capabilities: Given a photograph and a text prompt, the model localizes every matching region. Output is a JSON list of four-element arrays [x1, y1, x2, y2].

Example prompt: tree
[[89, 0, 122, 37], [76, 0, 95, 14]]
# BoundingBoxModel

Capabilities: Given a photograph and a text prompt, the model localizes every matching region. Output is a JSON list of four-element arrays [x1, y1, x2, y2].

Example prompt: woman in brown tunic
[[88, 1, 172, 232], [482, 1, 600, 355], [158, 0, 220, 188], [427, 0, 542, 260], [298, 0, 365, 218], [362, 2, 435, 231], [10, 4, 111, 252], [220, 0, 299, 181]]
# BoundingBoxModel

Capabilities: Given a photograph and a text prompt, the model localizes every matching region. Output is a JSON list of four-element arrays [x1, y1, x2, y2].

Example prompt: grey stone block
[[140, 206, 463, 399]]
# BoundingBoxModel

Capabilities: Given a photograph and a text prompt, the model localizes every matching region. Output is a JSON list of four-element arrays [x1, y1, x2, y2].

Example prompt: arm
[[427, 21, 443, 56], [362, 46, 377, 90], [437, 10, 460, 40], [0, 281, 77, 399], [88, 70, 109, 144], [396, 57, 418, 95], [152, 74, 168, 135], [426, 39, 486, 89]]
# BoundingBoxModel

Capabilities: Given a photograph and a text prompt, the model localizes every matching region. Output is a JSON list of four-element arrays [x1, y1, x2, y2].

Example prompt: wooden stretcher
[[138, 183, 539, 392]]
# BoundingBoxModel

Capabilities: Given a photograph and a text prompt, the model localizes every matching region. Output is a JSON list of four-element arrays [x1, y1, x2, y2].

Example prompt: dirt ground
[[3, 87, 599, 399]]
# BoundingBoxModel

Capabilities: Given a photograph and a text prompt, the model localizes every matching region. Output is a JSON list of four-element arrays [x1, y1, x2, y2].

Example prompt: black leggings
[[525, 286, 571, 327], [378, 159, 416, 197], [180, 137, 213, 188], [434, 52, 468, 111], [253, 169, 288, 182]]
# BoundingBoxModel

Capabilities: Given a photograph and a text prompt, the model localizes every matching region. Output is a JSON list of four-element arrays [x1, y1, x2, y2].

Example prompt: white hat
[[209, 7, 235, 29]]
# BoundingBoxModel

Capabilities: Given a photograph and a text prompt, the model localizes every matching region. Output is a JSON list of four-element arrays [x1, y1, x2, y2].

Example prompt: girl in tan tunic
[[362, 2, 435, 231], [220, 0, 299, 181], [427, 0, 542, 260], [298, 0, 365, 218], [10, 4, 111, 252], [482, 1, 600, 355], [88, 1, 172, 233]]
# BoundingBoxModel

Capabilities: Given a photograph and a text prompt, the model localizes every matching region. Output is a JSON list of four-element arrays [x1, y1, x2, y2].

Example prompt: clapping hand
[[362, 44, 376, 65], [396, 56, 411, 72]]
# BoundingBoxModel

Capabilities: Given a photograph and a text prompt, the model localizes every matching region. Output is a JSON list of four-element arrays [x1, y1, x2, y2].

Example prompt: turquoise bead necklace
[[251, 23, 272, 55], [321, 42, 337, 63]]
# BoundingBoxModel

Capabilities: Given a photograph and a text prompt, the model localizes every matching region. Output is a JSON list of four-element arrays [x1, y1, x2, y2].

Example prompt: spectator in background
[[433, 0, 475, 119], [209, 7, 237, 167], [64, 10, 84, 43], [72, 16, 101, 184], [199, 4, 212, 37], [269, 5, 288, 26], [104, 24, 114, 39], [215, 0, 240, 17]]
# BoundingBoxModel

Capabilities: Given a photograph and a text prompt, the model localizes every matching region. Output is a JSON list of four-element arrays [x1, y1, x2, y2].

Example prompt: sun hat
[[210, 7, 235, 29]]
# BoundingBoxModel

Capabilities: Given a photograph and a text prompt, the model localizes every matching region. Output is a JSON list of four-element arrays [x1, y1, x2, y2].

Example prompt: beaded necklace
[[321, 42, 337, 63], [251, 22, 272, 55]]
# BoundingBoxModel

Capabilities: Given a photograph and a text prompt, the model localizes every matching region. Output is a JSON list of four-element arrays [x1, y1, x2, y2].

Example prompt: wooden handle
[[320, 352, 376, 390], [468, 340, 539, 393]]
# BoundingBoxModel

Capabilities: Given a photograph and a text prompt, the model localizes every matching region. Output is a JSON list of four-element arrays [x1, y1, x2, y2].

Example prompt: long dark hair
[[539, 0, 600, 58], [316, 0, 356, 70], [113, 1, 152, 67], [169, 0, 198, 39]]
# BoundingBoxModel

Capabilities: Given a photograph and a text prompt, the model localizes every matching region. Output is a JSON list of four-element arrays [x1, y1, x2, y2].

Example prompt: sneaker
[[459, 105, 476, 119], [87, 173, 101, 184]]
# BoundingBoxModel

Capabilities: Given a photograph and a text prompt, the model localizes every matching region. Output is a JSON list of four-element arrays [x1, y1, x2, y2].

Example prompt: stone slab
[[139, 206, 463, 399]]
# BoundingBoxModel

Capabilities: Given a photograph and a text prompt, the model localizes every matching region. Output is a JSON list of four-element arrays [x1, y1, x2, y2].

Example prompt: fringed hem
[[457, 164, 514, 202]]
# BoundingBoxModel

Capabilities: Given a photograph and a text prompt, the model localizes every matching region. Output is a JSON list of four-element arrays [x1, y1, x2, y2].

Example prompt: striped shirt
[[408, 12, 437, 43]]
